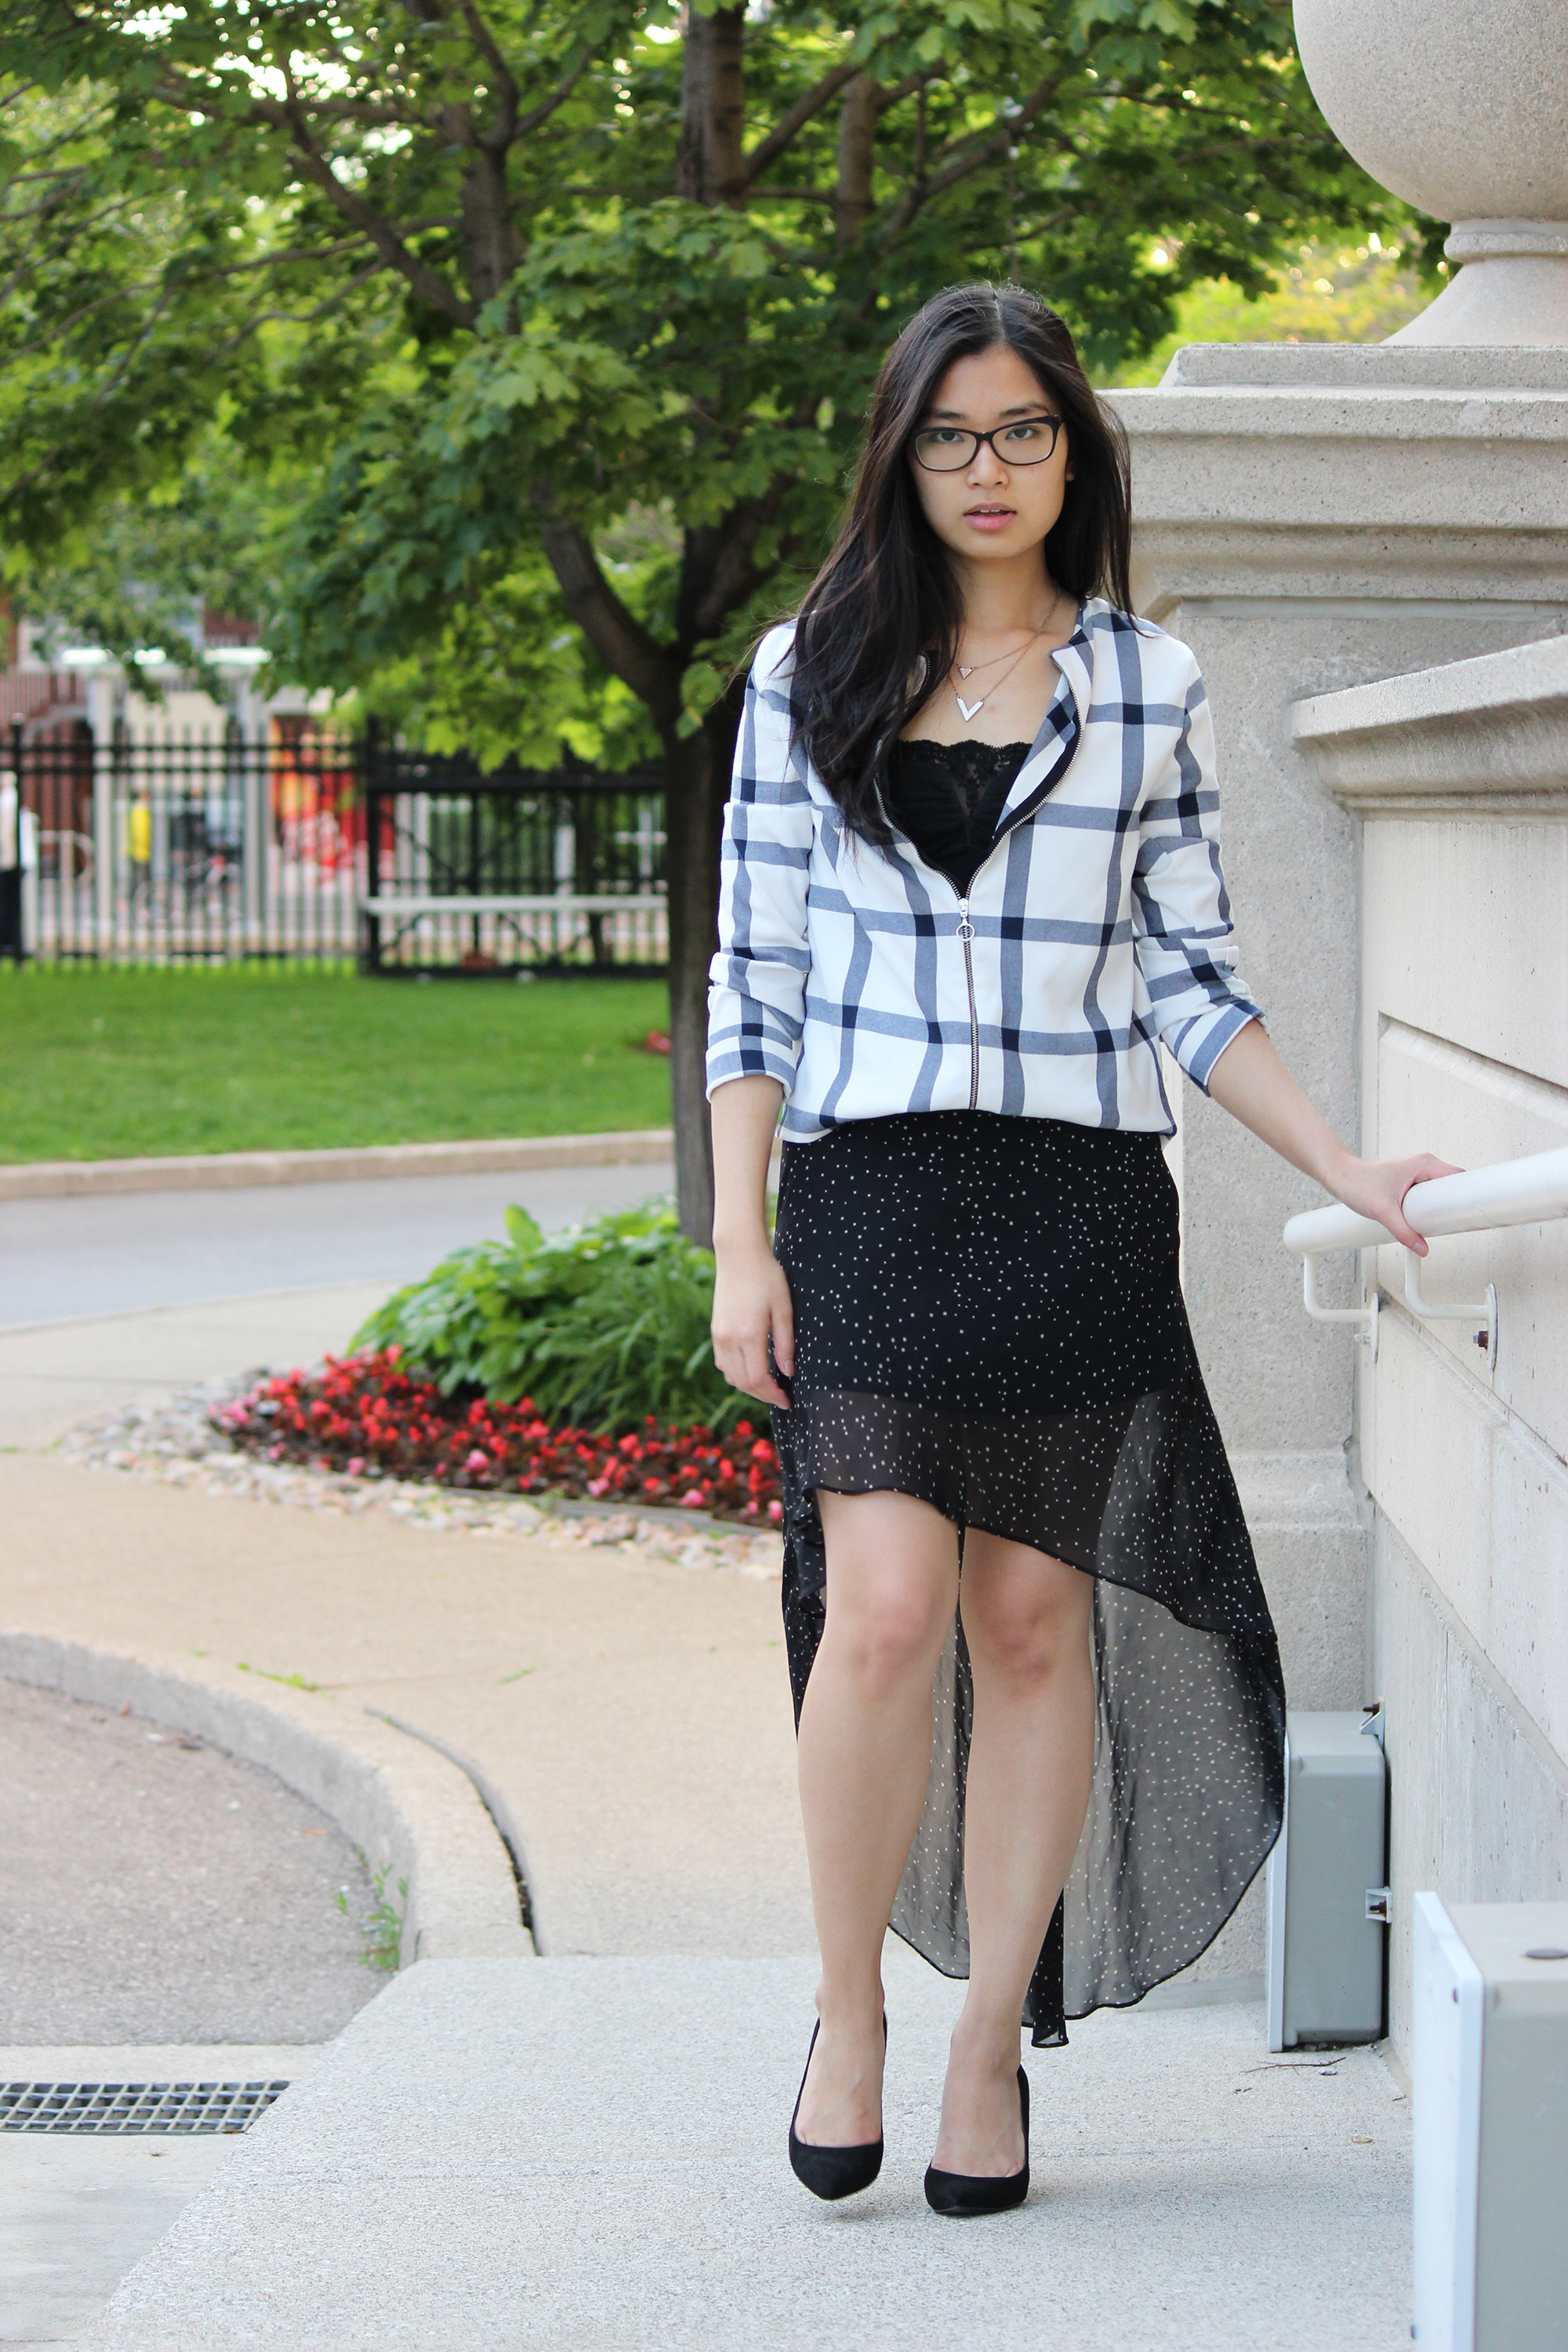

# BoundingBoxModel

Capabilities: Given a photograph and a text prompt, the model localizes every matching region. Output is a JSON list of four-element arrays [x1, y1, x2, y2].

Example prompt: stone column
[[1107, 0, 1568, 1986]]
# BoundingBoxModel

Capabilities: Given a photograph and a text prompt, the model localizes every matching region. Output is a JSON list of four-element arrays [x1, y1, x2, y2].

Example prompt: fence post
[[239, 681, 265, 946], [87, 670, 116, 953], [361, 719, 381, 974]]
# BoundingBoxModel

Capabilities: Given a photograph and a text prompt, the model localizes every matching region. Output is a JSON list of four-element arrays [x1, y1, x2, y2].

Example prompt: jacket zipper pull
[[957, 896, 979, 1111]]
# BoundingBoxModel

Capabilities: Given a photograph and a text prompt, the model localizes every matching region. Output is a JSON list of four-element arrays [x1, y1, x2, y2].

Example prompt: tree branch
[[252, 83, 477, 327], [878, 74, 1065, 244], [205, 227, 459, 278], [742, 57, 860, 185], [532, 496, 679, 724], [455, 0, 521, 148], [873, 71, 926, 116], [509, 42, 589, 142]]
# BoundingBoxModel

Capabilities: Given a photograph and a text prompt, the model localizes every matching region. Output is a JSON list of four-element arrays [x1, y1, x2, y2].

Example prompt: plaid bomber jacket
[[705, 598, 1263, 1143]]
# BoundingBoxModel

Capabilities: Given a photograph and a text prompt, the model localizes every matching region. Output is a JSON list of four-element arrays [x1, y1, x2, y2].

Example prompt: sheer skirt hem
[[775, 1382, 1286, 2050]]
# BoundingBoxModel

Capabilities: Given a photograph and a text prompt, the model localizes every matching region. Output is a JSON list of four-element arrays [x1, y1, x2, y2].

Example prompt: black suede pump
[[923, 2066, 1030, 2217], [787, 2016, 886, 2202]]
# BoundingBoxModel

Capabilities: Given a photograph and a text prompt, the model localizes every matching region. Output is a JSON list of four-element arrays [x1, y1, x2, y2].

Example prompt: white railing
[[1282, 1145, 1568, 1369]]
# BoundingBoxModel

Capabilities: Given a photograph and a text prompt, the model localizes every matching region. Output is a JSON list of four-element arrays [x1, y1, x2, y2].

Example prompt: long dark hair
[[791, 284, 1133, 845]]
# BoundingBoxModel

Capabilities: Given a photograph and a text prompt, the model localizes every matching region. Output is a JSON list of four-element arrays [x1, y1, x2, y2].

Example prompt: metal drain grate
[[1, 2080, 289, 2133]]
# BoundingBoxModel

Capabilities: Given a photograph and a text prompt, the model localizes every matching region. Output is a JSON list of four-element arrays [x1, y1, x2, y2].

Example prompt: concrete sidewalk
[[0, 1286, 395, 1450], [1, 2047, 318, 2352], [89, 1952, 1412, 2352]]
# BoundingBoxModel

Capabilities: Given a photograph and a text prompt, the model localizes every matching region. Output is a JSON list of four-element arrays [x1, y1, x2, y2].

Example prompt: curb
[[0, 1633, 533, 1966], [0, 1129, 675, 1203]]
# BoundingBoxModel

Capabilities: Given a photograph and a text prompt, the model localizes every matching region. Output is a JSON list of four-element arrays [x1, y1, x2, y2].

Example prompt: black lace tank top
[[887, 738, 1033, 896]]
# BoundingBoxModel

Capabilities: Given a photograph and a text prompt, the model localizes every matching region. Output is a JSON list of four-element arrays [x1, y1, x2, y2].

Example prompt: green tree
[[0, 2, 1420, 1238]]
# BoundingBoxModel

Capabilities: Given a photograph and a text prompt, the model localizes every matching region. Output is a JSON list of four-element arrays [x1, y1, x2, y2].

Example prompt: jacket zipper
[[956, 896, 979, 1109], [914, 712, 1083, 1118]]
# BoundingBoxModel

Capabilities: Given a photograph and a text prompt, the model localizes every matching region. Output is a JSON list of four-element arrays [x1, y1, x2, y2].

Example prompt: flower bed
[[214, 1348, 783, 1525]]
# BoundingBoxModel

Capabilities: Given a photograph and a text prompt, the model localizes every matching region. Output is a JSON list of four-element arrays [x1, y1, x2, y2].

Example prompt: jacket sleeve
[[706, 626, 813, 1099], [1131, 652, 1264, 1094]]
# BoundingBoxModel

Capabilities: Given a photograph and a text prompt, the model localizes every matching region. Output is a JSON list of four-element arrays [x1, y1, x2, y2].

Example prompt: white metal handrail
[[1282, 1145, 1568, 1369]]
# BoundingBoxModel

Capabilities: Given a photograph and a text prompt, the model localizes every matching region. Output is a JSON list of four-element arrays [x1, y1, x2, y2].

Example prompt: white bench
[[359, 893, 667, 918]]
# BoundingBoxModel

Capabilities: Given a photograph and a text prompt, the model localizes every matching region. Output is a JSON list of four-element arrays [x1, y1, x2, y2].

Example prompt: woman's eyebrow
[[924, 401, 1052, 420]]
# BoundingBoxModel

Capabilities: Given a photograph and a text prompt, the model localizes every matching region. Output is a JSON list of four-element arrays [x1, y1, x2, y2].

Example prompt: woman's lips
[[964, 506, 1017, 533]]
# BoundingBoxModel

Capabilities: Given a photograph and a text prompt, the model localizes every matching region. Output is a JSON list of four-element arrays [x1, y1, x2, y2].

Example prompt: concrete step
[[89, 1950, 1412, 2351]]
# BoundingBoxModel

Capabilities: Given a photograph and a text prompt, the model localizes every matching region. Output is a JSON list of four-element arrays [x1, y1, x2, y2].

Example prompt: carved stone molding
[[1290, 635, 1568, 815]]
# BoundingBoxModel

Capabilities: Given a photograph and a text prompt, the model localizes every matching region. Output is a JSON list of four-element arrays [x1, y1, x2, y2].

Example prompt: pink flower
[[768, 1501, 783, 1524], [680, 1488, 705, 1508], [586, 1477, 610, 1497], [346, 1457, 365, 1477], [464, 1448, 488, 1472]]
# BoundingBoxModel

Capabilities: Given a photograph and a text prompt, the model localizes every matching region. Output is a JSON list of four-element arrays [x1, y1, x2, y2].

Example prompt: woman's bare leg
[[931, 1534, 1095, 2175], [793, 1488, 960, 2147]]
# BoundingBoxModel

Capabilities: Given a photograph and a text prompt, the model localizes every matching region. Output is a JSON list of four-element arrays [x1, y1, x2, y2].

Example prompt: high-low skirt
[[771, 1108, 1286, 2048]]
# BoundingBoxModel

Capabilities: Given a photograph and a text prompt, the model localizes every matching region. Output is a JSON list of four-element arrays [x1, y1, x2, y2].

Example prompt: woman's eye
[[1004, 424, 1041, 444], [925, 429, 963, 445]]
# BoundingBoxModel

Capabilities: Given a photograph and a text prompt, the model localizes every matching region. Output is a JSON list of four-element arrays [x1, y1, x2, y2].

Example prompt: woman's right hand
[[711, 1238, 795, 1410]]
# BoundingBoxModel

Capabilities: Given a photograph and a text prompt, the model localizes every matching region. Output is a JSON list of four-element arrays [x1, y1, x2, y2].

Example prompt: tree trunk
[[661, 681, 744, 1247], [833, 72, 878, 252], [676, 6, 746, 208]]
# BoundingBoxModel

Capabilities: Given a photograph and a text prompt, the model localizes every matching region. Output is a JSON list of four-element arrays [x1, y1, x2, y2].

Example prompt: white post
[[86, 670, 117, 952], [20, 807, 39, 957], [238, 679, 264, 942]]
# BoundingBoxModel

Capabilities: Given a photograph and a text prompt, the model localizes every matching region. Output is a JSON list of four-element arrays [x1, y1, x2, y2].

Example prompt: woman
[[706, 284, 1450, 2218]]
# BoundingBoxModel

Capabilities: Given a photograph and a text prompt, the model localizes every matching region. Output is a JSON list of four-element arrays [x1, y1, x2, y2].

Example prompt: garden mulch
[[60, 1377, 782, 1582]]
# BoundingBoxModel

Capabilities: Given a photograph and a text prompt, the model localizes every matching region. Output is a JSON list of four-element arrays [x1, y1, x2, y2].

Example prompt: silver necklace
[[950, 592, 1065, 723]]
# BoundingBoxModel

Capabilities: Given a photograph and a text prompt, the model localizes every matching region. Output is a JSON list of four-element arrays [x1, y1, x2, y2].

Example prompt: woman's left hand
[[1327, 1152, 1463, 1254], [1205, 1023, 1461, 1254]]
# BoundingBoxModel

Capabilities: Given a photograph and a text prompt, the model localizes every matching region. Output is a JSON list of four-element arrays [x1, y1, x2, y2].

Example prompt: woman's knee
[[961, 1548, 1091, 1690], [829, 1583, 949, 1698], [818, 1495, 956, 1698]]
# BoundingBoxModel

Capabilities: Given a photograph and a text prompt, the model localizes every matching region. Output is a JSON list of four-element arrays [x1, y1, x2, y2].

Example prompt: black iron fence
[[0, 717, 668, 974], [361, 729, 667, 975]]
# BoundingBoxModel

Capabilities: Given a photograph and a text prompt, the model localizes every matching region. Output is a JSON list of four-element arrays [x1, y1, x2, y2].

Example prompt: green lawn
[[0, 965, 673, 1163]]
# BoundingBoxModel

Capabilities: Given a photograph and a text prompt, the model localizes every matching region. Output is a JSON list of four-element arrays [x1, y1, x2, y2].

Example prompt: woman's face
[[906, 343, 1072, 569]]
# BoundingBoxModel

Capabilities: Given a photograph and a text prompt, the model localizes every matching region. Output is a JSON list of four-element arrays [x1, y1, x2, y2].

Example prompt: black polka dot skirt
[[771, 1109, 1286, 2048]]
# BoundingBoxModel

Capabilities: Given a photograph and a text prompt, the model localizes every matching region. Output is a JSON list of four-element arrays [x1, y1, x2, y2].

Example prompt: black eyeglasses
[[910, 415, 1064, 472]]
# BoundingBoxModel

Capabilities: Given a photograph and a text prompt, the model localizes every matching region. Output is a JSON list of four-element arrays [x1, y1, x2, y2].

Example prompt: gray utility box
[[1413, 1896, 1568, 2352], [1265, 1708, 1388, 2051]]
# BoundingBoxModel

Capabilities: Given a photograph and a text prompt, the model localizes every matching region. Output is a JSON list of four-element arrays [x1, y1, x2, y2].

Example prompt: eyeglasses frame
[[909, 413, 1065, 473]]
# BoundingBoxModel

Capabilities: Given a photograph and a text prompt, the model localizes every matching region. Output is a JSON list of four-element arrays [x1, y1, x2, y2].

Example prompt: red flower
[[213, 1352, 783, 1526]]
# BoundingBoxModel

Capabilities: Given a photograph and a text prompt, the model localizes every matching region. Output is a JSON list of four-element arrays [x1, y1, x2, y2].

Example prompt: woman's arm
[[710, 1074, 794, 1408], [1206, 1020, 1459, 1254]]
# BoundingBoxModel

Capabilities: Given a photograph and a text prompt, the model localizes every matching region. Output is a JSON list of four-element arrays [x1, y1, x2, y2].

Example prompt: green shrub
[[351, 1201, 748, 1436]]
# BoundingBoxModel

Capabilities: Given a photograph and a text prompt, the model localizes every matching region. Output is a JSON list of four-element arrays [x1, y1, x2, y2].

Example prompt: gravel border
[[60, 1377, 782, 1583]]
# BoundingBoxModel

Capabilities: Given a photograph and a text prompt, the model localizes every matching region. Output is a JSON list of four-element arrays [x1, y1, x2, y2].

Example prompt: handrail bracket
[[1301, 1253, 1380, 1362], [1403, 1250, 1498, 1372]]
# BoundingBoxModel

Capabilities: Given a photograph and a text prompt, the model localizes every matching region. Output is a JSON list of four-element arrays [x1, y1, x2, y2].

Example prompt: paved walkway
[[1, 2047, 315, 2350], [0, 1182, 1416, 2347], [91, 1955, 1411, 2352]]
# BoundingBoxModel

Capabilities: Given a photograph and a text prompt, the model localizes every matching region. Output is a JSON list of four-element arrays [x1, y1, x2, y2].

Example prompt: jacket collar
[[990, 600, 1095, 832]]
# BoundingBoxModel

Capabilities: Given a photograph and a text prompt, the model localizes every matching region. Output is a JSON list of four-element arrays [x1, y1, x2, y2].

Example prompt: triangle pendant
[[956, 695, 983, 721], [958, 665, 975, 678]]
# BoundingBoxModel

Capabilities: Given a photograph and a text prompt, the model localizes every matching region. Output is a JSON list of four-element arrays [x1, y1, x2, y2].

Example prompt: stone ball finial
[[1293, 0, 1568, 343]]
